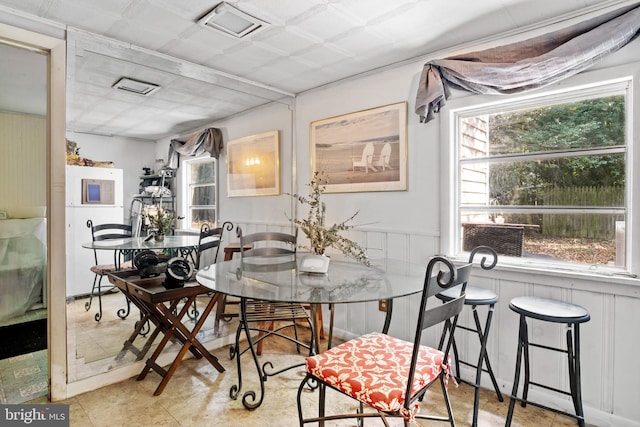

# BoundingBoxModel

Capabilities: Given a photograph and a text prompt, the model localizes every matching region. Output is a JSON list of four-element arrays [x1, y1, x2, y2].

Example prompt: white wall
[[155, 101, 296, 233], [171, 35, 640, 427], [295, 64, 441, 246], [0, 112, 46, 217], [66, 132, 157, 221]]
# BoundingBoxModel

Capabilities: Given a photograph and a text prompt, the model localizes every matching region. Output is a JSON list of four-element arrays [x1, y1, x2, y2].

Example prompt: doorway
[[0, 22, 66, 402], [0, 41, 48, 404]]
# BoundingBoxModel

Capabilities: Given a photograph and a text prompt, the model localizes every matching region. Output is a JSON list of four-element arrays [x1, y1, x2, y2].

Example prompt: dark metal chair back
[[237, 227, 297, 259], [128, 198, 144, 237], [89, 221, 133, 242], [87, 220, 133, 265], [195, 221, 233, 269], [404, 257, 471, 405], [468, 245, 498, 269]]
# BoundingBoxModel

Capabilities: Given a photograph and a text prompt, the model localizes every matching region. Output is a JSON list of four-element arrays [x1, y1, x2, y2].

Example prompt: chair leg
[[469, 304, 503, 427], [255, 321, 273, 356], [214, 294, 227, 335], [506, 315, 527, 426], [477, 304, 503, 401], [317, 305, 324, 339], [116, 294, 131, 319], [85, 273, 100, 312], [94, 274, 105, 322], [187, 298, 199, 321], [567, 324, 586, 427], [440, 374, 456, 427], [318, 382, 326, 427], [521, 317, 531, 407]]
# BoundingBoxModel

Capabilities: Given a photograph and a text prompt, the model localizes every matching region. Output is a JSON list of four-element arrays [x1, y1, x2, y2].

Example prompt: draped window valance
[[415, 3, 640, 123], [167, 127, 224, 168]]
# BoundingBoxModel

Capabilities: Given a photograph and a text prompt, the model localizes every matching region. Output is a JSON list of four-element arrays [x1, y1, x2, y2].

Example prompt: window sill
[[449, 254, 640, 296]]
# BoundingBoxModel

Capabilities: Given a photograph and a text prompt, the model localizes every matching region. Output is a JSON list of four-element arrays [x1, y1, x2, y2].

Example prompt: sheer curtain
[[415, 4, 640, 123]]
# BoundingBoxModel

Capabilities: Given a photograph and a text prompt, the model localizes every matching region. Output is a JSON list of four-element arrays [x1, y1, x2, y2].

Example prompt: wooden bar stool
[[506, 296, 590, 427]]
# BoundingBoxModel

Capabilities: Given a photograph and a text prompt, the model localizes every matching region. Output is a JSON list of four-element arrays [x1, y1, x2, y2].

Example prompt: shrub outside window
[[455, 82, 628, 269]]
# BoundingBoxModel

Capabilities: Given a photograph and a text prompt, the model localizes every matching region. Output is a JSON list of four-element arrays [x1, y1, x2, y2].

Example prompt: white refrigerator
[[65, 165, 124, 297]]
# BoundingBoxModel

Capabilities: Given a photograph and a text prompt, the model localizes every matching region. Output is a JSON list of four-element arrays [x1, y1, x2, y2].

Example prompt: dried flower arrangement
[[288, 171, 370, 266]]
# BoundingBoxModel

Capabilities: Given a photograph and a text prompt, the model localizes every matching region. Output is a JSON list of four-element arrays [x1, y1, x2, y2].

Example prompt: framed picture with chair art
[[310, 101, 407, 193]]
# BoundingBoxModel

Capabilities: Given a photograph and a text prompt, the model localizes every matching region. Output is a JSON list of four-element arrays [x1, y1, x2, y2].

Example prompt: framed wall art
[[310, 101, 407, 193], [226, 130, 280, 197]]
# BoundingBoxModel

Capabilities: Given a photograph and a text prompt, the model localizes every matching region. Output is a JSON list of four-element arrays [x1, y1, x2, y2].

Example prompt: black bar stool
[[437, 246, 503, 427], [506, 296, 591, 427]]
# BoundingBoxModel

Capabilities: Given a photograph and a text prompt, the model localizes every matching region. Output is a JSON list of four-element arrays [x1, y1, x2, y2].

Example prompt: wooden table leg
[[145, 293, 225, 396]]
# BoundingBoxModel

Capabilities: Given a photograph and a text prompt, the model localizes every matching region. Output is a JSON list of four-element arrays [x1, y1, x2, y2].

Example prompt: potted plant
[[144, 205, 181, 241], [288, 171, 370, 268]]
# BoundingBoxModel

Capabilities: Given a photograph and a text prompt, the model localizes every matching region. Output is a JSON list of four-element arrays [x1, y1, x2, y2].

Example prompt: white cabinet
[[65, 166, 124, 297]]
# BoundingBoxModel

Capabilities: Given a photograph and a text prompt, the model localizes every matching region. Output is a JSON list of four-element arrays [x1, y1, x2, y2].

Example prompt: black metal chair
[[436, 246, 503, 427], [231, 227, 313, 357], [296, 256, 472, 427], [192, 221, 233, 328], [86, 220, 135, 321], [195, 221, 233, 269]]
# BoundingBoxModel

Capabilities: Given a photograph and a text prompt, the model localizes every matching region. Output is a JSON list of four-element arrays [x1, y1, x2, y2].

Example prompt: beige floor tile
[[3, 291, 599, 426]]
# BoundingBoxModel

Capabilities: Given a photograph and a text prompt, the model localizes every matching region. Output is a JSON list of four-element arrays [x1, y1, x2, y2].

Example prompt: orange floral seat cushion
[[305, 332, 448, 415]]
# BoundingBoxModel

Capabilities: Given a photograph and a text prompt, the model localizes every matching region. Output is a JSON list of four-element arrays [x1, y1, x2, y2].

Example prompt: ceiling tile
[[1, 0, 626, 140]]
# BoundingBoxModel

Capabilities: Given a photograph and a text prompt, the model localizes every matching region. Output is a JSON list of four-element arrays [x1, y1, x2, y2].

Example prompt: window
[[183, 157, 217, 229], [450, 80, 629, 271]]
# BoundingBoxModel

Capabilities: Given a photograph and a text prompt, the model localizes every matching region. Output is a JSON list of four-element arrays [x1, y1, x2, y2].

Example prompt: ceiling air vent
[[112, 77, 160, 96], [197, 2, 269, 39]]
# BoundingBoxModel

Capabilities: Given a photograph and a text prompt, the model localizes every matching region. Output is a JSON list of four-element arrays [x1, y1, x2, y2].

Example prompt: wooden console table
[[107, 270, 225, 395]]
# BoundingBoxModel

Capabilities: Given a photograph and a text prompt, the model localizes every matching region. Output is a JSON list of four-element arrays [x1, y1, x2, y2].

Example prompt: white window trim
[[180, 155, 218, 230], [440, 62, 639, 279]]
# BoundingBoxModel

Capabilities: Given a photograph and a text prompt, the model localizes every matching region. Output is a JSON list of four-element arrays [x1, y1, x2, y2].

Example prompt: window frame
[[440, 64, 638, 277], [181, 155, 218, 231]]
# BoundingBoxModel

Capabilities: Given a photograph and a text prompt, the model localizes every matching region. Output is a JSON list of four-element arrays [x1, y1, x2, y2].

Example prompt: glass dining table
[[82, 235, 202, 267], [82, 235, 202, 319], [195, 255, 429, 410]]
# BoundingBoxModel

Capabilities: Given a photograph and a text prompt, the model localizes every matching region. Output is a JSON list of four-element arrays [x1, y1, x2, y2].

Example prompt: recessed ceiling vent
[[112, 77, 160, 96], [197, 2, 269, 39]]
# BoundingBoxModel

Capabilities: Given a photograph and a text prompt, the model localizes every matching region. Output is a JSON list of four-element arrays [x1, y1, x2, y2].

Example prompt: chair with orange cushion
[[296, 256, 471, 427]]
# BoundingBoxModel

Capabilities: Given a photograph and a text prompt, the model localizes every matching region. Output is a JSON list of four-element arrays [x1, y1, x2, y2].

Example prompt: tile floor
[[14, 293, 591, 426], [0, 307, 48, 404], [0, 350, 48, 404], [44, 343, 586, 426]]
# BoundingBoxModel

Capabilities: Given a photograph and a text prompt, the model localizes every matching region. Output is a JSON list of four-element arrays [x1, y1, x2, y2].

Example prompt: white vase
[[298, 254, 330, 274]]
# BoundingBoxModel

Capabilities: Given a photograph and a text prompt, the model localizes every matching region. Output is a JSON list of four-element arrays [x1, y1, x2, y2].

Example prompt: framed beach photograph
[[310, 102, 407, 193], [226, 130, 280, 197]]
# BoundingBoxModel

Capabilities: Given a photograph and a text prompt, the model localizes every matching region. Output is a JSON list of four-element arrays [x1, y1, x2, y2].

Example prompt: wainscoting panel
[[612, 294, 640, 421]]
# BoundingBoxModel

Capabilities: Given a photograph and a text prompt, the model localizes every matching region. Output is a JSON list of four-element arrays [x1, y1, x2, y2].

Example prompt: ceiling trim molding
[[0, 5, 66, 40], [417, 0, 640, 61]]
